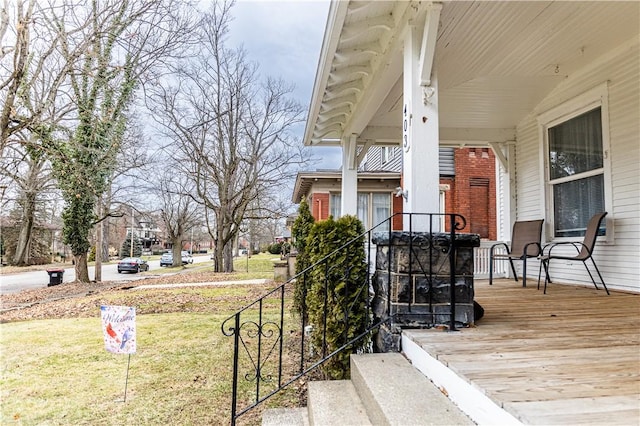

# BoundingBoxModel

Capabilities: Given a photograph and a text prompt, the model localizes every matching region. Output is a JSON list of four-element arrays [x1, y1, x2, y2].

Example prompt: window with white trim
[[540, 85, 612, 239], [329, 193, 341, 219], [329, 192, 391, 232], [381, 147, 391, 164], [371, 193, 390, 232]]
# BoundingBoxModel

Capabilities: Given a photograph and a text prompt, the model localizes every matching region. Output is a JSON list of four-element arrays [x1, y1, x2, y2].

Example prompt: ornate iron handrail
[[221, 213, 466, 425]]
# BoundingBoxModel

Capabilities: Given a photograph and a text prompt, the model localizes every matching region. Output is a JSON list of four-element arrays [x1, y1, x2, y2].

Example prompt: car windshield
[[121, 258, 136, 262]]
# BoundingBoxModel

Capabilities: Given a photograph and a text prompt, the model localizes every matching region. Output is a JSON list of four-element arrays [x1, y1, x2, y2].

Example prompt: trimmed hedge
[[291, 199, 315, 317], [306, 215, 368, 379]]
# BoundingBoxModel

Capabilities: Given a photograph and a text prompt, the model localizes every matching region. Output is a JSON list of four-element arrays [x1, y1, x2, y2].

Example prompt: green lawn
[[2, 313, 238, 424], [0, 268, 301, 425]]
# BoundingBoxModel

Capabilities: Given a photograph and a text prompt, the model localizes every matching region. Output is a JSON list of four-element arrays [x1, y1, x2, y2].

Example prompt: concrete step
[[307, 380, 372, 426], [262, 407, 309, 426], [262, 353, 473, 425], [350, 353, 474, 425]]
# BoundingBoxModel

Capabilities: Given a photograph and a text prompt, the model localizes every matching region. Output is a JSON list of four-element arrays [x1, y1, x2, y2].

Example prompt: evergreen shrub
[[268, 242, 282, 255], [306, 215, 368, 379], [291, 199, 314, 317], [120, 235, 143, 258]]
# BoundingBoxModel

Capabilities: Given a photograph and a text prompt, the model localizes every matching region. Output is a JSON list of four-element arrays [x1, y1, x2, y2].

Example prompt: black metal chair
[[538, 212, 609, 295], [489, 219, 544, 288]]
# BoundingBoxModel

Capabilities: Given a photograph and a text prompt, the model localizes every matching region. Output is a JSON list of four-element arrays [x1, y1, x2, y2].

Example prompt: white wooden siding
[[514, 120, 544, 221], [516, 38, 640, 292]]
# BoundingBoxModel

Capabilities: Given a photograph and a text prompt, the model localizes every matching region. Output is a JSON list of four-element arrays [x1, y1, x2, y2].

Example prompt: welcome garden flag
[[101, 305, 136, 354]]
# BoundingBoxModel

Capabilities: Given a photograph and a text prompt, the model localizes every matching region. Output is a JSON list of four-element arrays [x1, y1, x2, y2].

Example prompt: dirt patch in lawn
[[0, 270, 277, 323]]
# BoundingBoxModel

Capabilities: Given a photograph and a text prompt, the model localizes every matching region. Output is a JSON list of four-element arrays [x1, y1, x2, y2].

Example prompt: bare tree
[[0, 132, 57, 265], [0, 0, 87, 150], [95, 116, 151, 278], [1, 1, 84, 266], [156, 172, 200, 267], [150, 1, 308, 272]]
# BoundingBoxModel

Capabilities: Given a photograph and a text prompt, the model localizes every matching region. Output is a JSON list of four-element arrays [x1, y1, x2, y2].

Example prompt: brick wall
[[452, 148, 496, 240], [310, 193, 330, 221], [304, 147, 496, 239], [392, 194, 403, 230]]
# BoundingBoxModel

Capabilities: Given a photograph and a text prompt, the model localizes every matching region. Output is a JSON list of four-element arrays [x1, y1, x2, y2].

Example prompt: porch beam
[[488, 141, 511, 173], [359, 126, 401, 143], [419, 2, 442, 86], [440, 127, 516, 143], [358, 126, 517, 145], [356, 139, 374, 166]]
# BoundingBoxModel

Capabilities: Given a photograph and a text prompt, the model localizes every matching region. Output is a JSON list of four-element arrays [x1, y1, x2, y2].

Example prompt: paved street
[[0, 255, 211, 295]]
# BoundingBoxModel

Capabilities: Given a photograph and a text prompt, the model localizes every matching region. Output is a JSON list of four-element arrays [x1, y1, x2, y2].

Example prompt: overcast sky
[[226, 0, 342, 170]]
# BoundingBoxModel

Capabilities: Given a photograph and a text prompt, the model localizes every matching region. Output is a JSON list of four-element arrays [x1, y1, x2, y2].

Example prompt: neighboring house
[[136, 220, 162, 252], [302, 1, 639, 293], [292, 169, 403, 232], [293, 146, 497, 239]]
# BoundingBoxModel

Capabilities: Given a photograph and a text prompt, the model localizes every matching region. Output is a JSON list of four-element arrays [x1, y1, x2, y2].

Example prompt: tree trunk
[[213, 226, 225, 272], [12, 192, 36, 266], [101, 219, 110, 261], [213, 248, 223, 272], [74, 253, 90, 282], [171, 238, 182, 267], [223, 242, 233, 273], [95, 204, 103, 282]]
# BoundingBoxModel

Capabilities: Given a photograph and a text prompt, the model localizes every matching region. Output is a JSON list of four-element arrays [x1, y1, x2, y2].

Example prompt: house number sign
[[403, 103, 411, 153]]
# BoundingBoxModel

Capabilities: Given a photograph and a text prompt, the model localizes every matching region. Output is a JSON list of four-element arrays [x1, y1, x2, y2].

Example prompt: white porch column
[[340, 134, 358, 217], [490, 142, 516, 241], [402, 17, 441, 231]]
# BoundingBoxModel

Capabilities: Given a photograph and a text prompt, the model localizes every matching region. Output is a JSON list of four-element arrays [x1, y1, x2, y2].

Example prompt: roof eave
[[303, 1, 350, 147]]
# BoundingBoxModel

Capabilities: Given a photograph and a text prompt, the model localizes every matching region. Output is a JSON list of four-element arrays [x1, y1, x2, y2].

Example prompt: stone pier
[[371, 232, 480, 351]]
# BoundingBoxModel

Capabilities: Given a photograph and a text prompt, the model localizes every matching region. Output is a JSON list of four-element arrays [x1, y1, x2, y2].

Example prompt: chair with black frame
[[538, 212, 609, 295], [489, 219, 544, 288]]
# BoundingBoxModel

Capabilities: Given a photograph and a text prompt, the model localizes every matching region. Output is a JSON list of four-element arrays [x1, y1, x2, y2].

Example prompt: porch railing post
[[278, 285, 285, 387], [231, 313, 240, 426], [449, 214, 457, 331], [300, 270, 308, 373]]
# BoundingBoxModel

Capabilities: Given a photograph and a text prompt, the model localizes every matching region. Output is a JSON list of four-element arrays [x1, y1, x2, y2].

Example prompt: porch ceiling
[[304, 1, 640, 148]]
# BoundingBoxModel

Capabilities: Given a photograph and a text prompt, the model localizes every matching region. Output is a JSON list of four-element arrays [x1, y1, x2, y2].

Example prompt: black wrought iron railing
[[221, 212, 466, 425]]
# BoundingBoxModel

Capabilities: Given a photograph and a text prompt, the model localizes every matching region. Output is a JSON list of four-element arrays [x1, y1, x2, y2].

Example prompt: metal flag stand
[[123, 353, 132, 403]]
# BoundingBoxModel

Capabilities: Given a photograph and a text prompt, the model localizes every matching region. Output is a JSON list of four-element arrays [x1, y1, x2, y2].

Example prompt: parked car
[[160, 251, 192, 267], [117, 257, 149, 273], [160, 252, 173, 267], [181, 251, 193, 264]]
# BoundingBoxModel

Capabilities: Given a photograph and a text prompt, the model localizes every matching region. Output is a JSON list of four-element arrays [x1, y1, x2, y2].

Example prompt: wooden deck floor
[[404, 279, 640, 425]]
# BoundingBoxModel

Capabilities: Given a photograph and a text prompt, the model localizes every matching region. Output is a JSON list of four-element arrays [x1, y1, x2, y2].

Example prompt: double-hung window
[[539, 84, 612, 240], [371, 193, 390, 232], [329, 193, 341, 219], [329, 192, 391, 232]]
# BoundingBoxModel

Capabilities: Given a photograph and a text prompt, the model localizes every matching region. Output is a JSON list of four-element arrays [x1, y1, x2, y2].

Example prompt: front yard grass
[[1, 280, 302, 425]]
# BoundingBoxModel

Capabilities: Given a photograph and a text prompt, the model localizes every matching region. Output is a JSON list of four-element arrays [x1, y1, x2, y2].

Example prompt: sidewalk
[[131, 278, 270, 290]]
